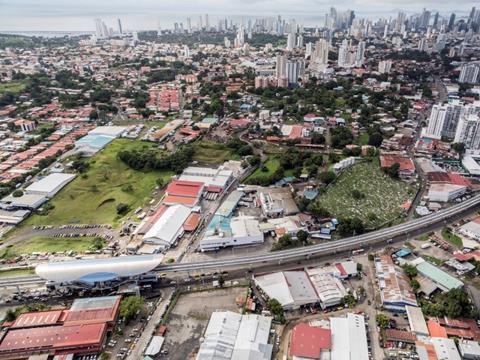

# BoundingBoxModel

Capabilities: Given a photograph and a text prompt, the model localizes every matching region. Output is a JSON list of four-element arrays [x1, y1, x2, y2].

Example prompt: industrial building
[[75, 126, 126, 156], [411, 258, 464, 292], [196, 311, 272, 360], [254, 264, 352, 310], [0, 192, 47, 210], [330, 313, 369, 360], [179, 165, 234, 192], [406, 305, 429, 337], [142, 204, 193, 249], [253, 271, 318, 310], [305, 267, 348, 309], [200, 215, 264, 251], [289, 323, 331, 360], [25, 173, 76, 198], [258, 187, 299, 218], [375, 255, 418, 312], [427, 183, 468, 203], [0, 296, 120, 359], [163, 180, 204, 207]]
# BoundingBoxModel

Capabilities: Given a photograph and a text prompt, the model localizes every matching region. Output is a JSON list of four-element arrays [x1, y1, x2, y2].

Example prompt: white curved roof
[[35, 255, 163, 283]]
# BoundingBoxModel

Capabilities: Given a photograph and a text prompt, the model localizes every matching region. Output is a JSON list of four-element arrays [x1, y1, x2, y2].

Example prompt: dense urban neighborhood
[[0, 4, 480, 360]]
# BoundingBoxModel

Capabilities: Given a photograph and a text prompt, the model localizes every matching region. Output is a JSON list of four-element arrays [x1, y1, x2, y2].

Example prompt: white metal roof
[[196, 311, 272, 360], [254, 271, 318, 309], [89, 126, 126, 137], [35, 255, 163, 283], [331, 314, 369, 360], [143, 204, 191, 246], [25, 173, 75, 195], [431, 337, 461, 360]]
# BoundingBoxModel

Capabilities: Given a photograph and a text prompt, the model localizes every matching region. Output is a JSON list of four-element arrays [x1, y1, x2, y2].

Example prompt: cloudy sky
[[0, 0, 477, 31]]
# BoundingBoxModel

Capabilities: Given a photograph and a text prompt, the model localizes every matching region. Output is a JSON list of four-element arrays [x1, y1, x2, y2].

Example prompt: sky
[[0, 0, 477, 32]]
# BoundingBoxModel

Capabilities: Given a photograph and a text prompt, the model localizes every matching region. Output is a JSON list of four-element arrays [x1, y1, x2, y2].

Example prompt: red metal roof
[[380, 155, 415, 172], [183, 212, 201, 232], [11, 310, 63, 328], [289, 323, 331, 359], [163, 194, 198, 206], [427, 320, 448, 338], [385, 329, 417, 342], [166, 180, 204, 198], [0, 323, 106, 353]]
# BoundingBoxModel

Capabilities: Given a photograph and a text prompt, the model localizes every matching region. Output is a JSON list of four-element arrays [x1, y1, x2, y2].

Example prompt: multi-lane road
[[1, 194, 480, 288], [159, 194, 480, 273]]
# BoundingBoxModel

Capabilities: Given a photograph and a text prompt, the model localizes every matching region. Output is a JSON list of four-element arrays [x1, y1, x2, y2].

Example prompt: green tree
[[402, 264, 418, 279], [119, 296, 145, 323], [12, 189, 23, 197], [376, 313, 390, 329], [267, 298, 284, 322], [116, 203, 130, 215], [318, 171, 336, 185]]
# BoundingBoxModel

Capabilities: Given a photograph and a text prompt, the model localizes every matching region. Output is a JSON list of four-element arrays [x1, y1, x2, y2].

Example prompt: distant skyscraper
[[433, 12, 439, 29], [117, 18, 123, 35], [425, 102, 463, 139], [205, 14, 209, 30], [378, 60, 393, 74], [286, 59, 304, 85], [286, 33, 295, 51], [275, 54, 287, 78], [338, 39, 350, 67], [296, 34, 304, 48], [454, 114, 480, 150], [186, 17, 192, 33], [94, 18, 105, 38], [459, 63, 480, 84], [448, 13, 456, 31], [355, 41, 366, 67], [418, 37, 428, 52]]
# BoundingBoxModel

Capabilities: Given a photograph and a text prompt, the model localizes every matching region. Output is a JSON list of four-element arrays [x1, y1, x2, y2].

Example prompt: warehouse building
[[75, 126, 126, 156], [411, 258, 464, 292], [0, 296, 120, 359], [163, 180, 204, 207], [289, 323, 331, 360], [457, 216, 480, 241], [142, 204, 193, 250], [406, 305, 429, 337], [330, 313, 369, 360], [305, 267, 348, 309], [196, 311, 272, 360], [375, 255, 418, 312], [179, 165, 233, 192], [0, 192, 47, 210], [259, 187, 299, 218], [253, 271, 318, 310], [25, 173, 76, 198], [427, 183, 468, 203], [200, 215, 264, 251]]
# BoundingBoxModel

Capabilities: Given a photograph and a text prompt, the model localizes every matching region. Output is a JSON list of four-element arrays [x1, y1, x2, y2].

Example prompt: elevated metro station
[[35, 255, 164, 290]]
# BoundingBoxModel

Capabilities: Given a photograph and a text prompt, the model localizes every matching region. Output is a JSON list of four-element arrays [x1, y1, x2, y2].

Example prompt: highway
[[1, 194, 479, 288], [157, 194, 480, 272]]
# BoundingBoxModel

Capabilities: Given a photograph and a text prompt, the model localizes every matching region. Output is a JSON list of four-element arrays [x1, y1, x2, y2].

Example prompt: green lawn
[[246, 156, 280, 183], [0, 81, 26, 95], [314, 161, 416, 228], [441, 228, 463, 248], [0, 236, 100, 259], [24, 139, 173, 226], [192, 140, 239, 164], [0, 268, 35, 278]]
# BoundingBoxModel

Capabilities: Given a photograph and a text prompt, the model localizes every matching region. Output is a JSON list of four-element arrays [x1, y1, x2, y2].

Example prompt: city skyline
[[0, 0, 479, 31]]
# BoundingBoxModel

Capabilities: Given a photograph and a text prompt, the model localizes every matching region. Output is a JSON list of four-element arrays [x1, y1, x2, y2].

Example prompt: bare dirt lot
[[163, 287, 248, 360]]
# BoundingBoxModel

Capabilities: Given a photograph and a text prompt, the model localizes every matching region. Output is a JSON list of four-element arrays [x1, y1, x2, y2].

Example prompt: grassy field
[[0, 268, 35, 278], [192, 140, 239, 164], [246, 156, 280, 183], [314, 161, 416, 228], [0, 81, 26, 95], [0, 236, 100, 259], [24, 139, 173, 226], [441, 228, 463, 248]]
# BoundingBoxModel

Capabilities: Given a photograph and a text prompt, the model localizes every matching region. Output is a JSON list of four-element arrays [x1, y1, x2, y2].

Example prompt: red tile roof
[[289, 323, 331, 359]]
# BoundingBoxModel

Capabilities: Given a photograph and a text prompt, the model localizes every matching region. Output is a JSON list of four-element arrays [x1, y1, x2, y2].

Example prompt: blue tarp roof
[[395, 248, 412, 258]]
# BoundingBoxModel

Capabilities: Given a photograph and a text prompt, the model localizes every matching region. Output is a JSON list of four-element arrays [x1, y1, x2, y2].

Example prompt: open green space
[[246, 156, 280, 183], [192, 140, 240, 164], [24, 139, 173, 227], [0, 81, 26, 95], [314, 161, 416, 228], [441, 228, 463, 248], [0, 268, 35, 278], [0, 236, 101, 259]]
